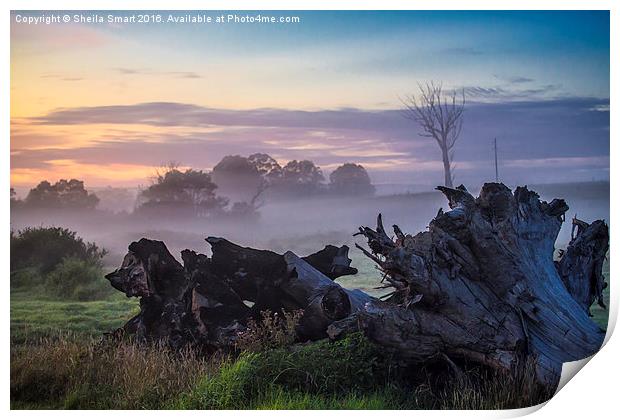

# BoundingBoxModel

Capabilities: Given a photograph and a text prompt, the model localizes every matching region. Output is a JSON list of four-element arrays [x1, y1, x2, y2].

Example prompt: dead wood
[[105, 182, 607, 388]]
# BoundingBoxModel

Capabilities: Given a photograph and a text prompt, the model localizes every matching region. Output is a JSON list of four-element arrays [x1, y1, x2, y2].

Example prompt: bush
[[176, 333, 401, 409], [249, 332, 393, 394], [10, 226, 109, 300], [11, 226, 106, 274], [44, 257, 109, 301], [10, 268, 43, 289]]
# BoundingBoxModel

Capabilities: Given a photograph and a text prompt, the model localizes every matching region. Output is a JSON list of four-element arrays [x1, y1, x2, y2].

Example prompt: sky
[[10, 10, 610, 192]]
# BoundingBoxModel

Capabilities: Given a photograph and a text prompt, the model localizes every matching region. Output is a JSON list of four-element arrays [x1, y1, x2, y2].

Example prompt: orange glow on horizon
[[11, 160, 160, 188]]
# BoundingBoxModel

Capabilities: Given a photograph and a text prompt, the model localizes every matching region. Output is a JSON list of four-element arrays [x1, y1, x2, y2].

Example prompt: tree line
[[11, 154, 375, 219]]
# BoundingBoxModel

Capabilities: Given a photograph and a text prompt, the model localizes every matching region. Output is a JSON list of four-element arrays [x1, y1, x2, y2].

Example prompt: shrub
[[176, 333, 400, 409], [11, 226, 106, 275], [249, 332, 393, 394], [44, 257, 109, 301], [10, 268, 43, 289]]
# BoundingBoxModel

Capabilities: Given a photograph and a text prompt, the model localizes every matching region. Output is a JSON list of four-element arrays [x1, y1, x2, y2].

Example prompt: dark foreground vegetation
[[12, 282, 608, 409], [12, 327, 554, 410]]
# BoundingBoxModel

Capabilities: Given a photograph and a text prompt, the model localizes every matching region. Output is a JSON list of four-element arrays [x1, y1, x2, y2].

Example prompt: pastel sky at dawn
[[10, 10, 609, 191]]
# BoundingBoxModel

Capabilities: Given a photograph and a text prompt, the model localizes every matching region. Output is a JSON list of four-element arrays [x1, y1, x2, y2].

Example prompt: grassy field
[[10, 319, 552, 410], [10, 289, 139, 344], [10, 256, 610, 410]]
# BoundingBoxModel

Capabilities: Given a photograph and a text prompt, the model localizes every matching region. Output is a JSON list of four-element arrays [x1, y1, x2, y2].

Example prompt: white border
[[3, 1, 617, 419]]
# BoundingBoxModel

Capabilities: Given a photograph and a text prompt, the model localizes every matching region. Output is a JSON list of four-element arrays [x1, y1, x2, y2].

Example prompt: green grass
[[10, 333, 552, 410], [9, 255, 610, 409], [10, 288, 139, 344]]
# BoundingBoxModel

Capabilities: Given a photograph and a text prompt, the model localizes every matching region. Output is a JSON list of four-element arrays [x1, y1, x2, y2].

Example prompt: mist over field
[[10, 180, 609, 295]]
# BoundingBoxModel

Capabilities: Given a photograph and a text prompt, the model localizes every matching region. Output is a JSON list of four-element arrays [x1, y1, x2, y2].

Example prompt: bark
[[338, 183, 606, 386], [556, 217, 609, 315], [301, 245, 358, 280], [105, 237, 365, 347], [441, 145, 453, 188], [105, 182, 607, 388]]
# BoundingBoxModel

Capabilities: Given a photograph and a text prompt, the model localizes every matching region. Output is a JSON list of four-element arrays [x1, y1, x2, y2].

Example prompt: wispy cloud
[[463, 83, 563, 101], [113, 67, 202, 79], [503, 156, 609, 169], [40, 73, 85, 82], [13, 97, 609, 186], [494, 74, 535, 84]]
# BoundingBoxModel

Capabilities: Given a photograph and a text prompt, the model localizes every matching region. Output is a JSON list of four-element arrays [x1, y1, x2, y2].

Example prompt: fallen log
[[301, 245, 359, 279], [105, 237, 365, 347], [105, 182, 608, 388]]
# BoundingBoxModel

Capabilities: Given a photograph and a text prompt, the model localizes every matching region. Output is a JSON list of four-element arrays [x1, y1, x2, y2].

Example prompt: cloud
[[493, 74, 535, 84], [463, 86, 508, 98], [508, 76, 534, 84], [113, 67, 202, 79], [14, 97, 609, 187], [30, 103, 422, 133], [40, 73, 84, 82], [503, 156, 609, 169], [463, 83, 563, 101]]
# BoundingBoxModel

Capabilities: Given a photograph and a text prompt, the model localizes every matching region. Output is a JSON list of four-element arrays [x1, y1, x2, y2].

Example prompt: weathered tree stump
[[105, 183, 608, 388], [336, 183, 607, 386]]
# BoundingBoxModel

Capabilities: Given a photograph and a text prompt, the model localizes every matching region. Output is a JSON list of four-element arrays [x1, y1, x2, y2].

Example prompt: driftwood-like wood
[[105, 237, 364, 348], [105, 182, 608, 388], [337, 183, 606, 385], [557, 217, 609, 315]]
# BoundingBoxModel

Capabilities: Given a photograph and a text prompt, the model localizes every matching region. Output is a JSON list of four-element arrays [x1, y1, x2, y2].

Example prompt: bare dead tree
[[249, 179, 269, 211], [401, 82, 465, 188]]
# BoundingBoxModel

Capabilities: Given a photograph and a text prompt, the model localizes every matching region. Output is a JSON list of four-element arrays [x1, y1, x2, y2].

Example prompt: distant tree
[[212, 155, 264, 203], [137, 167, 227, 217], [329, 163, 375, 196], [94, 186, 138, 213], [248, 153, 283, 183], [401, 82, 465, 188], [279, 160, 325, 195], [24, 179, 99, 210], [10, 187, 22, 209], [226, 179, 269, 221]]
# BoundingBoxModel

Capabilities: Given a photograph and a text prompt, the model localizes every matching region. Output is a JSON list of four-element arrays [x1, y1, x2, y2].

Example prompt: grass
[[9, 255, 610, 409], [11, 336, 218, 409], [10, 288, 139, 344], [11, 333, 553, 410]]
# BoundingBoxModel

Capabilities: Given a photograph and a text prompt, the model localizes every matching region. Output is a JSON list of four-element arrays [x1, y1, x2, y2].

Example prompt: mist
[[10, 180, 609, 295]]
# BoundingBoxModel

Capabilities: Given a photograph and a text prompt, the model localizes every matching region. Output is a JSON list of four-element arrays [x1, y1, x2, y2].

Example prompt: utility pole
[[494, 137, 499, 182]]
